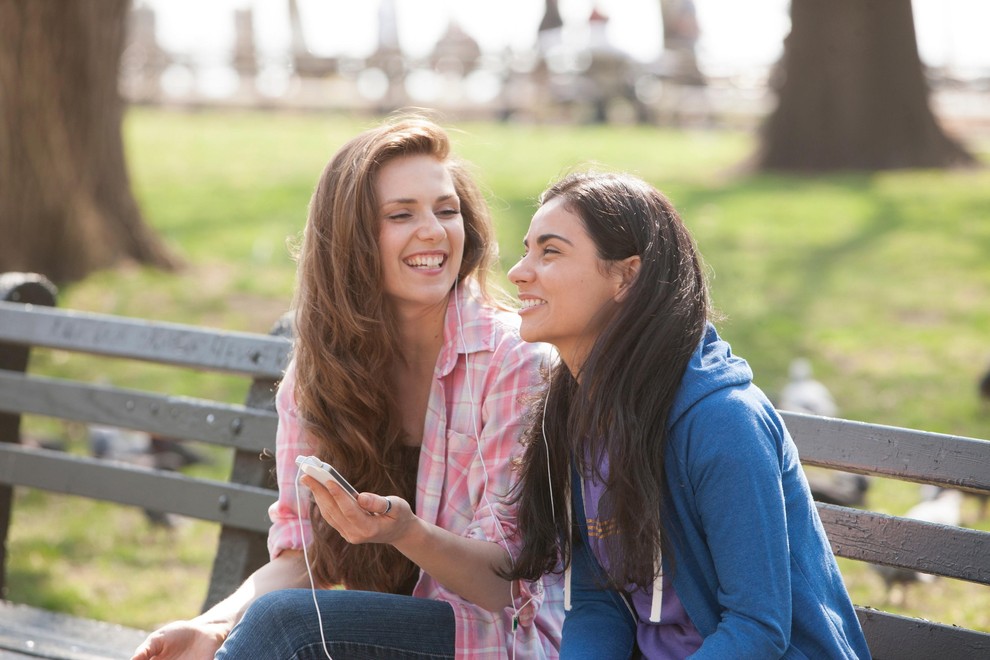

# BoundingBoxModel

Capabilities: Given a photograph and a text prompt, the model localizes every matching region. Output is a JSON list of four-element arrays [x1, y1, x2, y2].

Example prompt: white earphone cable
[[542, 364, 555, 528], [454, 282, 531, 660], [290, 283, 543, 660], [295, 470, 334, 660]]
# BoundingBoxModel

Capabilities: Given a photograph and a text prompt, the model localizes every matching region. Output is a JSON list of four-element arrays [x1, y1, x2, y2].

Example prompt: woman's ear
[[614, 256, 641, 303]]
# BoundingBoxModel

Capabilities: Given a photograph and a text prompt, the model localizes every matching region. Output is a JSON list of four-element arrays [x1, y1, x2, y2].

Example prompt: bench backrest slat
[[0, 274, 285, 614], [0, 371, 277, 452], [817, 502, 990, 584], [780, 411, 990, 650], [0, 444, 273, 533], [783, 411, 990, 492], [856, 607, 990, 657], [0, 301, 291, 378]]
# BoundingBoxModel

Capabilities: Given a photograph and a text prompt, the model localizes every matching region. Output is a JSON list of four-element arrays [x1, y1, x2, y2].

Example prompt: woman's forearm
[[195, 549, 311, 631], [393, 517, 515, 612]]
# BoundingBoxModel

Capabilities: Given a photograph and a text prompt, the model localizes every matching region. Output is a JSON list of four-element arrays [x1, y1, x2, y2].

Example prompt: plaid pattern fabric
[[268, 284, 563, 659]]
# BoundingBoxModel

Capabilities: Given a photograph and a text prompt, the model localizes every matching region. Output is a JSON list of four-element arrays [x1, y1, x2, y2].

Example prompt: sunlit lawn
[[7, 108, 990, 632]]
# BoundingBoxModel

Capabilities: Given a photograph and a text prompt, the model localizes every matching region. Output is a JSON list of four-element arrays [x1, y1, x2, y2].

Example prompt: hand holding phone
[[295, 455, 359, 501]]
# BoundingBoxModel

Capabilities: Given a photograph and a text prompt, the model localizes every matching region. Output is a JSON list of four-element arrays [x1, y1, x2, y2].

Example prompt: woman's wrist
[[391, 512, 431, 555], [192, 610, 236, 640]]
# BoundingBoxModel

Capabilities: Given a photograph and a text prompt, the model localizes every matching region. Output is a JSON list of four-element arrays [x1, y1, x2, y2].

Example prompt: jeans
[[215, 589, 456, 660]]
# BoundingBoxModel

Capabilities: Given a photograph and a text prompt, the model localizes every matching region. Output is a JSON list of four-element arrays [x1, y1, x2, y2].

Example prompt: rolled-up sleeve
[[266, 362, 315, 559]]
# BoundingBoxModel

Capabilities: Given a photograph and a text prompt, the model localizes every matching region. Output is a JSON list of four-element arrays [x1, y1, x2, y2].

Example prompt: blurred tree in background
[[758, 0, 975, 171], [659, 0, 703, 85], [0, 0, 176, 284], [540, 0, 563, 32]]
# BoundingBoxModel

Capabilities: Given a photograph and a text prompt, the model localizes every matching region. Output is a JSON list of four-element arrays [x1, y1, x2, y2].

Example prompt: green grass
[[7, 108, 990, 632]]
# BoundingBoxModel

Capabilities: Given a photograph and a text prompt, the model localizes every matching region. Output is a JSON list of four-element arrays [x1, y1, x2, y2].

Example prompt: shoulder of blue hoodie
[[660, 324, 791, 656], [662, 323, 870, 659]]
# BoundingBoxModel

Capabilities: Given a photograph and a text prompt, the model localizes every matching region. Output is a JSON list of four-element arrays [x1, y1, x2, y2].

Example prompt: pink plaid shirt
[[268, 283, 563, 659]]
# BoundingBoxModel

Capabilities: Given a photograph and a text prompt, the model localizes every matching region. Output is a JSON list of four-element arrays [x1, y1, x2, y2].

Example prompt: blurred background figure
[[979, 362, 990, 406], [778, 357, 838, 417], [88, 425, 209, 530], [776, 357, 871, 507], [973, 363, 990, 521], [870, 486, 964, 606]]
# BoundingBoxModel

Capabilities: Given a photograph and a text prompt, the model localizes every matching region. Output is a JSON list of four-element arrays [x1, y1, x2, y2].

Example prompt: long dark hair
[[507, 171, 709, 589]]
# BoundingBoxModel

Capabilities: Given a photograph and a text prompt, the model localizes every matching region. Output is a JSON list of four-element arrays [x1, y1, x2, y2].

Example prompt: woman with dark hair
[[505, 171, 869, 658], [132, 116, 563, 659]]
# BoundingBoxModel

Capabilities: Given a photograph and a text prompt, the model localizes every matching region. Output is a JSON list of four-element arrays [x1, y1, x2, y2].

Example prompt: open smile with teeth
[[519, 298, 546, 310], [404, 254, 446, 269]]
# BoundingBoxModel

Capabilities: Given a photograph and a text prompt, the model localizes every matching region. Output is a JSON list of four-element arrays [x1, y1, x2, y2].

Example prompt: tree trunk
[[659, 0, 704, 85], [758, 0, 975, 172], [0, 0, 177, 284], [539, 0, 563, 33]]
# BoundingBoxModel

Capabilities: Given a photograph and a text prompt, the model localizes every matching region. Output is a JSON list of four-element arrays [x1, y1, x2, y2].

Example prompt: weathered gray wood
[[817, 503, 990, 585], [0, 444, 275, 533], [0, 371, 277, 452], [202, 527, 273, 613], [0, 600, 147, 660], [783, 411, 990, 492], [0, 281, 286, 657], [856, 606, 990, 659], [0, 301, 291, 378], [0, 273, 57, 599], [203, 344, 286, 610]]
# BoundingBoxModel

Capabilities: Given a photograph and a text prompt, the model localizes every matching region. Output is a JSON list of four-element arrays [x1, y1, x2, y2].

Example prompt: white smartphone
[[295, 455, 359, 501]]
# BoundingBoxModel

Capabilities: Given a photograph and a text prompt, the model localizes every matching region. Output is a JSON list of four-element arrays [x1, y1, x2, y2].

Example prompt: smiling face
[[376, 154, 465, 317], [508, 196, 629, 373]]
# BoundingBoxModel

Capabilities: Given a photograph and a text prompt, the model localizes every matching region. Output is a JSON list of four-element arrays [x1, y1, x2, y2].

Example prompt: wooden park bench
[[782, 411, 990, 658], [0, 270, 987, 658], [0, 272, 291, 659]]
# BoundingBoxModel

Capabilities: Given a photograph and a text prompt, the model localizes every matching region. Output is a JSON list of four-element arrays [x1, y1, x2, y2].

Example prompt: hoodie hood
[[668, 322, 753, 427]]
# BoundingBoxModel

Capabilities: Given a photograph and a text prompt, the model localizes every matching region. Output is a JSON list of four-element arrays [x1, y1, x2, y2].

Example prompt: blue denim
[[216, 589, 455, 660]]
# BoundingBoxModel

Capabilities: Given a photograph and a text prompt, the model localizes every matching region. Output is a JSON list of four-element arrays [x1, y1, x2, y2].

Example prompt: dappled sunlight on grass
[[9, 491, 222, 629]]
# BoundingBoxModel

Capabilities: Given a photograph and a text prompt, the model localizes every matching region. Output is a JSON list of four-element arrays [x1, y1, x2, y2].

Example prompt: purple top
[[580, 468, 703, 658]]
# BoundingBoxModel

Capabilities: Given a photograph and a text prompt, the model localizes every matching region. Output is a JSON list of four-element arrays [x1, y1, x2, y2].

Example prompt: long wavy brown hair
[[292, 114, 499, 592], [505, 171, 710, 590]]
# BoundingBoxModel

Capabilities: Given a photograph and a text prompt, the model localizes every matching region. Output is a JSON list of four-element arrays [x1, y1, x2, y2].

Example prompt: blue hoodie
[[561, 324, 871, 659]]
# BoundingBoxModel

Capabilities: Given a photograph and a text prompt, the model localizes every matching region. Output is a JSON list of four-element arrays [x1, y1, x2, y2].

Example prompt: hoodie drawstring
[[564, 483, 573, 612], [649, 554, 663, 623], [565, 478, 665, 624]]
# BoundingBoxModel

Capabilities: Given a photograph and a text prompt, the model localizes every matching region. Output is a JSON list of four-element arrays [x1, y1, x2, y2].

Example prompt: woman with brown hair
[[131, 116, 563, 659]]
